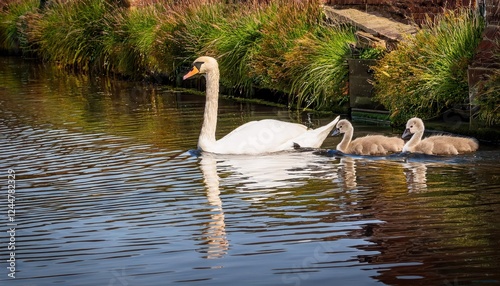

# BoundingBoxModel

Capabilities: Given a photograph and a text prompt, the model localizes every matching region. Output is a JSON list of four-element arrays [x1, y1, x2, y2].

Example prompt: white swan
[[183, 56, 340, 155], [332, 119, 404, 155], [402, 117, 479, 155]]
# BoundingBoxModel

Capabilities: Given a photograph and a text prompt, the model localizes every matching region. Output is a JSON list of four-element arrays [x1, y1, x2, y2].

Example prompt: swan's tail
[[292, 115, 340, 148]]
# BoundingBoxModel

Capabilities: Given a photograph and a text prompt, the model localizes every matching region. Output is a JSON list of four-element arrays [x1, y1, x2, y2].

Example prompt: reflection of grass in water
[[407, 159, 499, 252]]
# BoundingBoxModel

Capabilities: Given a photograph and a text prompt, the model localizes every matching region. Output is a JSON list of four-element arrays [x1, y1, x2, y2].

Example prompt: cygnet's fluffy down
[[402, 117, 478, 155], [332, 119, 404, 155]]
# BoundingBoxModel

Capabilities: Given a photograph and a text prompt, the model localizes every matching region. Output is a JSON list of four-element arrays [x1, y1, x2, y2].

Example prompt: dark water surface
[[1, 56, 499, 286]]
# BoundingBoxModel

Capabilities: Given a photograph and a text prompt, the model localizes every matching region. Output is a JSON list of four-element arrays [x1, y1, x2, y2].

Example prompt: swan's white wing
[[285, 115, 340, 149], [212, 119, 307, 154]]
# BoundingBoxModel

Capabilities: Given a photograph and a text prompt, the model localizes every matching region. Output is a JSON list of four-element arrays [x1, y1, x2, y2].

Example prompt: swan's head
[[183, 56, 219, 80], [331, 119, 352, 136], [402, 117, 425, 139]]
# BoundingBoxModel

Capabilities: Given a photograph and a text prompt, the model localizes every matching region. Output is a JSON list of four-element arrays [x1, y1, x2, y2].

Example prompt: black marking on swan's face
[[194, 61, 203, 72]]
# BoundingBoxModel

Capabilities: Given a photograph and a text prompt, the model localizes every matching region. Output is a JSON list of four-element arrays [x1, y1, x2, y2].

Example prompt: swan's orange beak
[[183, 66, 200, 80]]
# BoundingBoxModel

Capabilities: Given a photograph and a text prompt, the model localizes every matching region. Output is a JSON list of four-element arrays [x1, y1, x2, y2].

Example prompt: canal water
[[0, 56, 499, 286]]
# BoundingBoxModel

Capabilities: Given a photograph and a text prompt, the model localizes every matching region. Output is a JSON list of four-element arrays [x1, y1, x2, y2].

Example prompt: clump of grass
[[0, 0, 38, 53], [249, 0, 325, 91], [372, 9, 484, 125], [472, 70, 500, 126], [201, 4, 264, 94], [34, 0, 115, 72], [284, 25, 356, 110], [104, 4, 165, 78], [170, 1, 231, 64]]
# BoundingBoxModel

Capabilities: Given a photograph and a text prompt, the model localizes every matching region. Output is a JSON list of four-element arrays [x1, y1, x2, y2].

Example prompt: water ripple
[[1, 56, 500, 285]]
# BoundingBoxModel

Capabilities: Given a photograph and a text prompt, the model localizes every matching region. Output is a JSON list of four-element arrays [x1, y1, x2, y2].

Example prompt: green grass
[[249, 0, 325, 91], [472, 68, 500, 126], [103, 4, 165, 78], [284, 25, 356, 111], [34, 0, 113, 72], [201, 4, 265, 94], [0, 0, 363, 111], [372, 9, 485, 125], [0, 0, 38, 53]]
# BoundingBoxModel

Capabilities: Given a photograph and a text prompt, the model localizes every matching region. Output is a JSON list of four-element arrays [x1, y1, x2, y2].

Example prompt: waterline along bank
[[0, 0, 498, 140]]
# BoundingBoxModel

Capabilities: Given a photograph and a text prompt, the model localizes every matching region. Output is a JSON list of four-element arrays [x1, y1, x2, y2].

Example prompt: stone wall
[[325, 0, 478, 25], [482, 0, 499, 24], [468, 0, 499, 98]]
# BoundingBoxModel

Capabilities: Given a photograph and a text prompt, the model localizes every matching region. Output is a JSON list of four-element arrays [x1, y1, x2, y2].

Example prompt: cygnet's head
[[402, 117, 425, 139], [331, 119, 352, 136]]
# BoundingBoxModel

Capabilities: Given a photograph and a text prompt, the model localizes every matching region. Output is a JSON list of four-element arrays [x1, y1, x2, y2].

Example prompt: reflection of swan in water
[[199, 153, 228, 259], [196, 151, 338, 257], [199, 150, 337, 198], [403, 162, 428, 192], [338, 157, 357, 190], [398, 153, 478, 192]]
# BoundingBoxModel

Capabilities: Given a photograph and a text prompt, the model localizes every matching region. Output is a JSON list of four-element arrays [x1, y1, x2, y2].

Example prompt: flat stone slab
[[324, 7, 418, 42]]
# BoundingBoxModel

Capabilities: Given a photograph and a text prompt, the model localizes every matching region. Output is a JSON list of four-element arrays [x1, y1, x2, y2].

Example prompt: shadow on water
[[1, 56, 500, 285]]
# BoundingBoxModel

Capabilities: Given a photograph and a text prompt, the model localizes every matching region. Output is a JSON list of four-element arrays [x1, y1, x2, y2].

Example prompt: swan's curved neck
[[404, 130, 423, 151], [337, 128, 353, 152], [198, 69, 220, 150]]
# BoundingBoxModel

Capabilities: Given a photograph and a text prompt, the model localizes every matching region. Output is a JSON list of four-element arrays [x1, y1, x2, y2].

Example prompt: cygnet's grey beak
[[402, 128, 412, 140], [331, 128, 340, 136]]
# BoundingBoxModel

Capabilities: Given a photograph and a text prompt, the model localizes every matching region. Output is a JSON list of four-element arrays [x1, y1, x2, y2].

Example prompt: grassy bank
[[1, 1, 496, 128], [0, 0, 358, 113]]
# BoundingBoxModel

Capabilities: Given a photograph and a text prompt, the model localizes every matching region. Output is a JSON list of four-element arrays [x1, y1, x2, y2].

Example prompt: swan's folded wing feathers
[[215, 119, 308, 154]]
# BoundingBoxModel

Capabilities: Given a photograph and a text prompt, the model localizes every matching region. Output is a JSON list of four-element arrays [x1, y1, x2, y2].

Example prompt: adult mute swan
[[332, 119, 404, 155], [183, 56, 340, 155], [402, 117, 478, 155]]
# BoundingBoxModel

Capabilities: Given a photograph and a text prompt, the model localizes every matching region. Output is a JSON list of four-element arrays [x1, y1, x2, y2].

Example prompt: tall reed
[[34, 0, 115, 72], [104, 4, 166, 78], [200, 4, 265, 93], [249, 0, 325, 91], [373, 9, 485, 124], [284, 25, 356, 110]]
